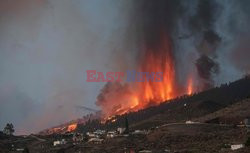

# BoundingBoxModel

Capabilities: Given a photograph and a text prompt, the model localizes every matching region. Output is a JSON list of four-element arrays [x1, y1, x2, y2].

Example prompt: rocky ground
[[1, 123, 249, 153]]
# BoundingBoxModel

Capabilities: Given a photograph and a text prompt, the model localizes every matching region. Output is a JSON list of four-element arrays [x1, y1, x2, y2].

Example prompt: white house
[[86, 132, 98, 138], [107, 131, 117, 138], [231, 144, 244, 150], [53, 139, 67, 146], [117, 128, 126, 134], [94, 130, 105, 135], [88, 138, 104, 144]]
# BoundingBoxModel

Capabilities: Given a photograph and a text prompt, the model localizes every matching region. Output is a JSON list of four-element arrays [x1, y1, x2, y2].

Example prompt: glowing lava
[[97, 33, 196, 120], [187, 77, 193, 95], [67, 123, 77, 132], [137, 34, 176, 105]]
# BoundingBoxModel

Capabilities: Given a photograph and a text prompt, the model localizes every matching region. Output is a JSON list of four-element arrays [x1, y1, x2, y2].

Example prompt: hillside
[[194, 98, 250, 124], [77, 76, 250, 132], [2, 77, 250, 153], [78, 124, 248, 153]]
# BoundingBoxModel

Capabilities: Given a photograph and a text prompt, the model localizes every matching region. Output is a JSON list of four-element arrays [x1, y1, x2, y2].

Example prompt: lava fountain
[[96, 32, 194, 119], [136, 34, 176, 104], [67, 123, 77, 132]]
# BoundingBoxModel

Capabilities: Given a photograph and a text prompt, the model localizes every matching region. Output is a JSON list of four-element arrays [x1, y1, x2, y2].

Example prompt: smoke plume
[[96, 82, 135, 117], [96, 0, 250, 117]]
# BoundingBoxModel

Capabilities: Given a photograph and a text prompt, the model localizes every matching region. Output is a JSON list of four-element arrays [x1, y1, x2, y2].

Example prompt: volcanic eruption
[[96, 0, 225, 119], [96, 29, 197, 119]]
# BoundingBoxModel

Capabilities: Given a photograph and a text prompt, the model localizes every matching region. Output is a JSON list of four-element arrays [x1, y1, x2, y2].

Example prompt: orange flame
[[101, 33, 195, 120], [104, 34, 177, 119], [133, 35, 176, 108], [187, 77, 193, 95], [67, 123, 77, 132]]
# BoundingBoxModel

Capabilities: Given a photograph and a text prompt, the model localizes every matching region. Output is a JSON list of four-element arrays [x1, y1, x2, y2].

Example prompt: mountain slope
[[195, 98, 250, 124], [77, 76, 250, 132]]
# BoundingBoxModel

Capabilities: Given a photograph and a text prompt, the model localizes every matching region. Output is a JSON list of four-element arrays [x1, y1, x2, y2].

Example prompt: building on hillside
[[86, 132, 98, 138], [117, 128, 126, 134], [107, 131, 117, 138], [185, 120, 196, 124], [53, 139, 67, 146], [231, 144, 244, 150], [88, 138, 104, 144]]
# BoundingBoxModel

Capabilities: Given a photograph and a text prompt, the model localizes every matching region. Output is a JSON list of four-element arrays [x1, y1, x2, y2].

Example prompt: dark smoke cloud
[[189, 0, 221, 32], [131, 0, 183, 48], [127, 0, 231, 90], [188, 0, 222, 89], [195, 55, 219, 88]]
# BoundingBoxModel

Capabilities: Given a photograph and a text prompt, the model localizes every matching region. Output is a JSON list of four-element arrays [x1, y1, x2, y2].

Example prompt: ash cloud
[[130, 0, 223, 89], [130, 0, 183, 49], [189, 0, 222, 89], [195, 55, 219, 88], [96, 0, 250, 117], [128, 0, 250, 90]]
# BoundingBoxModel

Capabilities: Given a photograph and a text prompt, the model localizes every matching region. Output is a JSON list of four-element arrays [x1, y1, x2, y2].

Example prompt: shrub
[[245, 137, 250, 147]]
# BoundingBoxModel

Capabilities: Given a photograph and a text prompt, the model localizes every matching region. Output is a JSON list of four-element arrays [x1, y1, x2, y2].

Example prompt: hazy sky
[[0, 0, 134, 134]]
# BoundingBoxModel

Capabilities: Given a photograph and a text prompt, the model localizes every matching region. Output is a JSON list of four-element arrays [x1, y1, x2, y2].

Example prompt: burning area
[[96, 0, 226, 120], [96, 32, 195, 119]]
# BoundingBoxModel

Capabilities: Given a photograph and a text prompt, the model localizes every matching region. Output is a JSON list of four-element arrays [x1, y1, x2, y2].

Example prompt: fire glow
[[187, 77, 193, 95], [96, 33, 195, 120], [67, 123, 77, 132]]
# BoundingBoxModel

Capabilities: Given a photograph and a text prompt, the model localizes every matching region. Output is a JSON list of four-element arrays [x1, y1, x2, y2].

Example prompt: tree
[[124, 116, 129, 134], [245, 137, 250, 147], [3, 123, 14, 135], [22, 147, 30, 153]]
